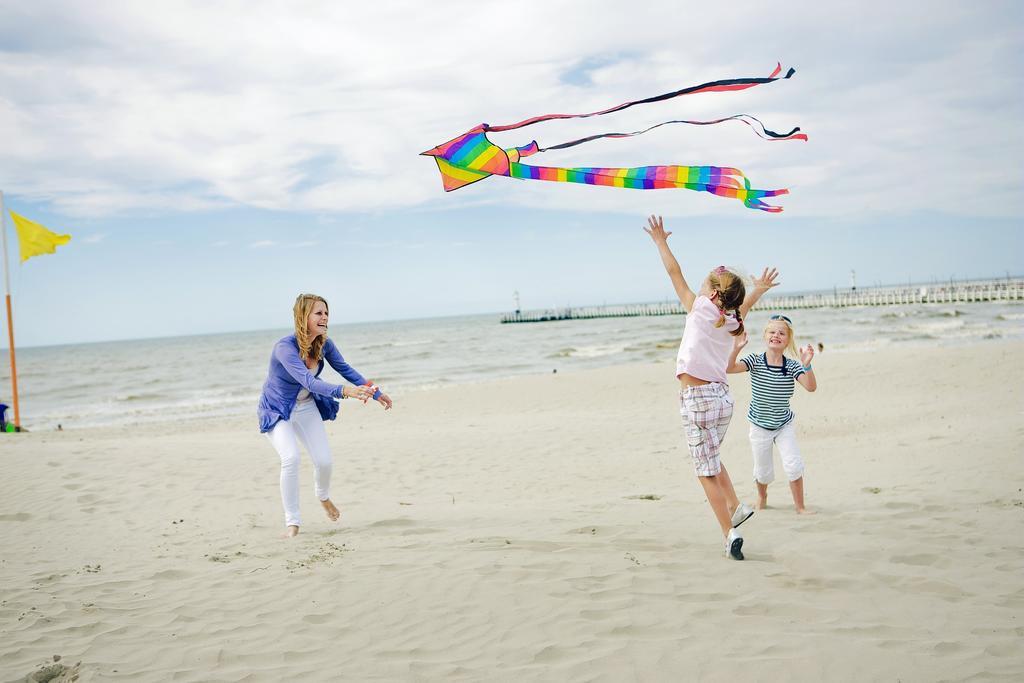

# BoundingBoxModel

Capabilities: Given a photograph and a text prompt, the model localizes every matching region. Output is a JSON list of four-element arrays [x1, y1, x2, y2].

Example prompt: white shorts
[[748, 420, 804, 484]]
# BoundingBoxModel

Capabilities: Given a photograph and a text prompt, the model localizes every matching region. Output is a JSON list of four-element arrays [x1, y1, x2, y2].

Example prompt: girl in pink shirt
[[644, 215, 778, 560]]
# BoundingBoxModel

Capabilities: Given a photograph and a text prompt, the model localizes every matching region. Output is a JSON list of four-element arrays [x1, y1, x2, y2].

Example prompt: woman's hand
[[752, 267, 780, 292], [344, 385, 373, 401], [376, 393, 393, 411], [642, 215, 671, 243], [799, 344, 815, 368]]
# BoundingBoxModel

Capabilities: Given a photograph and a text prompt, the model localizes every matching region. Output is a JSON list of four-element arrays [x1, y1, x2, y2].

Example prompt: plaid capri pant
[[679, 382, 734, 476]]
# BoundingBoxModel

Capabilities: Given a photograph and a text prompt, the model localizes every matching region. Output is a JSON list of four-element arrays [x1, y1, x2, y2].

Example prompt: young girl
[[258, 293, 393, 538], [727, 315, 817, 513], [644, 215, 778, 560]]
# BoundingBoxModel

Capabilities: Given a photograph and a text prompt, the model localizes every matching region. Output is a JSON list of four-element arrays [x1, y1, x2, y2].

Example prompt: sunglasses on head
[[769, 314, 793, 324]]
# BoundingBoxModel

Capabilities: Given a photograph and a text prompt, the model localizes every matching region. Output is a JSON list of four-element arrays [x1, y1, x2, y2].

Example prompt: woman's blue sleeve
[[324, 340, 381, 399], [274, 341, 344, 398]]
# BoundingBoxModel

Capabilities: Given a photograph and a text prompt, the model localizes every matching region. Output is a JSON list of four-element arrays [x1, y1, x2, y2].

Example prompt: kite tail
[[508, 162, 789, 212], [539, 114, 806, 153], [484, 63, 797, 133]]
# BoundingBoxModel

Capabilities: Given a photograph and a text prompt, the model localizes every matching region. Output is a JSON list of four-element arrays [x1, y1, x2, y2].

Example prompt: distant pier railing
[[500, 278, 1024, 323], [501, 302, 684, 324], [758, 278, 1024, 311]]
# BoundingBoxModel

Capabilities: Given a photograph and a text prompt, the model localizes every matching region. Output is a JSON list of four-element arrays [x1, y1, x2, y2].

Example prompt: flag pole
[[0, 190, 20, 428]]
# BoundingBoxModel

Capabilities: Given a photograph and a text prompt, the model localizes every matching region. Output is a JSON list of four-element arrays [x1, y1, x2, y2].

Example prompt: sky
[[1, 0, 1022, 347]]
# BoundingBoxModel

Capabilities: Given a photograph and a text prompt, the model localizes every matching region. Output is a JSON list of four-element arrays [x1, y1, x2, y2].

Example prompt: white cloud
[[249, 240, 276, 248], [0, 0, 1020, 220]]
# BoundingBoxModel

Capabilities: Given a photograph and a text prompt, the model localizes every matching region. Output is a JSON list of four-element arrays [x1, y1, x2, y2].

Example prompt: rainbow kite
[[422, 64, 806, 212]]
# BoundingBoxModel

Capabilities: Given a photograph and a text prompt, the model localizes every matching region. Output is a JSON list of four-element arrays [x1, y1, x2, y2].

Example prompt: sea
[[3, 300, 1022, 431]]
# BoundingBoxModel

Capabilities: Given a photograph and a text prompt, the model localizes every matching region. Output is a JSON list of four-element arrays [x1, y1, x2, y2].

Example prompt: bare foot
[[321, 499, 341, 521], [282, 525, 299, 539], [756, 498, 769, 510], [796, 507, 817, 515]]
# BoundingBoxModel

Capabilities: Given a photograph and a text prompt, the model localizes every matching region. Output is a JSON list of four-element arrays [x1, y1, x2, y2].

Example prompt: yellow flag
[[8, 210, 72, 262]]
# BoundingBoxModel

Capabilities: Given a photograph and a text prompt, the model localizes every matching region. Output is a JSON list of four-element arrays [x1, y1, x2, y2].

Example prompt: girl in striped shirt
[[727, 315, 817, 513]]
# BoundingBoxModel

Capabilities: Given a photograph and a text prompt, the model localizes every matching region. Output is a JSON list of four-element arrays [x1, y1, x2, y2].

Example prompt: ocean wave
[[893, 334, 939, 342], [564, 344, 628, 359], [881, 308, 964, 320], [115, 392, 170, 403], [362, 339, 434, 351]]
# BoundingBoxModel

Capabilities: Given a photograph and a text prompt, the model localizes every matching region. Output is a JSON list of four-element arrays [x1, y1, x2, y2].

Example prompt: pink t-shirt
[[676, 295, 740, 383]]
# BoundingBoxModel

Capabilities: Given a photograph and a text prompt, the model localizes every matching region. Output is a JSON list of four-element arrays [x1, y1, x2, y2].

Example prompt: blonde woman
[[258, 294, 392, 537], [727, 315, 816, 513]]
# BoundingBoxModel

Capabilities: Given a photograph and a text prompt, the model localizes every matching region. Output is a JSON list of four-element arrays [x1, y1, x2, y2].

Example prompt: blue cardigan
[[257, 335, 379, 433]]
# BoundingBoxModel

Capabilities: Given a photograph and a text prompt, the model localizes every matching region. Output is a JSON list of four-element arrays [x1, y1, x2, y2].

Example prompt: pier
[[500, 278, 1024, 323]]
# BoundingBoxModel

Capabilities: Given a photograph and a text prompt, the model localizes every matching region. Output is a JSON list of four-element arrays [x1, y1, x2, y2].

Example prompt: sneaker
[[731, 502, 754, 528], [726, 528, 744, 560]]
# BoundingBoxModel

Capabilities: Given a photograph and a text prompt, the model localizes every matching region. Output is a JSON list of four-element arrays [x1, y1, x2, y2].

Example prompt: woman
[[258, 293, 392, 537]]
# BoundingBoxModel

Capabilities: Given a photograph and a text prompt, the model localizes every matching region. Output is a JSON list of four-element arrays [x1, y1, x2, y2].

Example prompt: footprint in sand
[[984, 641, 1019, 657], [368, 517, 416, 528], [882, 501, 917, 510], [150, 568, 191, 581], [302, 613, 332, 624], [0, 512, 31, 522], [890, 553, 945, 567]]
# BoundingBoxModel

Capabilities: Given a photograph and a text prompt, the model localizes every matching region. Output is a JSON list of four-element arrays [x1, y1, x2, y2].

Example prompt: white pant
[[749, 420, 804, 484], [266, 400, 333, 527]]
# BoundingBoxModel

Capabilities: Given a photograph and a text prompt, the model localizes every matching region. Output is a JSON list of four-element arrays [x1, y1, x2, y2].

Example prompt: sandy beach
[[2, 340, 1022, 682]]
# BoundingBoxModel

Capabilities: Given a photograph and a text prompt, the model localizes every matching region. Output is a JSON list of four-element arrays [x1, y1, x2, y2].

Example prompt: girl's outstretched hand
[[800, 344, 815, 368], [642, 215, 671, 242], [752, 267, 780, 291], [376, 393, 393, 410], [733, 331, 749, 352]]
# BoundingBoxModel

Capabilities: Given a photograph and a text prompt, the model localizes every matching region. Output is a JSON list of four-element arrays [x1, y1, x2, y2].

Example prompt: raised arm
[[643, 215, 696, 311], [726, 332, 751, 374], [739, 267, 780, 319], [796, 344, 817, 392]]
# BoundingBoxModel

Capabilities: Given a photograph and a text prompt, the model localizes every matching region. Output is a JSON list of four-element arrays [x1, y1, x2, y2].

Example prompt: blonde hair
[[763, 317, 799, 357], [293, 293, 329, 361], [707, 268, 746, 337]]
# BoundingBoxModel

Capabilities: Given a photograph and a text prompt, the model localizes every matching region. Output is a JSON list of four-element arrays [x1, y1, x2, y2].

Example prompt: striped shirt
[[740, 353, 806, 430]]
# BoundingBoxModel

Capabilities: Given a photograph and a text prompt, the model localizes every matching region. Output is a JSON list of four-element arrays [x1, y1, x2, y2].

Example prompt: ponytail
[[731, 309, 745, 337], [708, 269, 746, 336], [712, 305, 744, 336]]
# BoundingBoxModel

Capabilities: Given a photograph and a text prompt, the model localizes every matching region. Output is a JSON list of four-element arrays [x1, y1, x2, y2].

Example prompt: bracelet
[[802, 364, 813, 371]]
